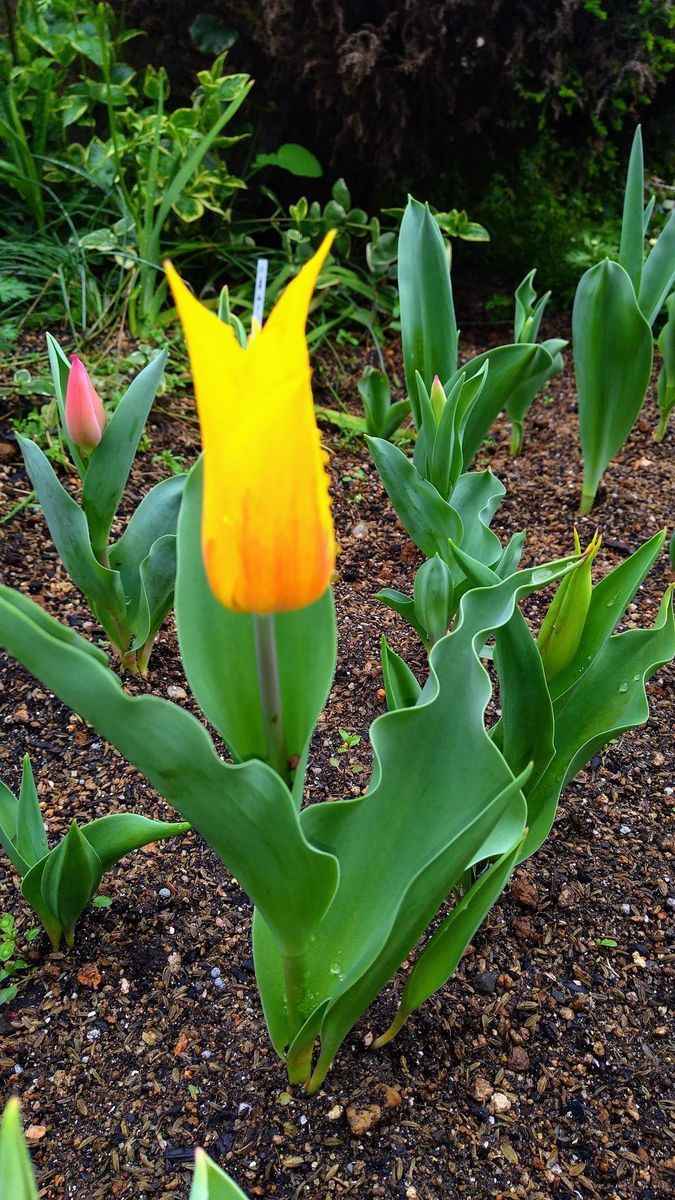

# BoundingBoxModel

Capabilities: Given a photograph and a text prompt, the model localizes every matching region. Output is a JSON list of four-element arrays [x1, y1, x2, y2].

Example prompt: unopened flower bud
[[429, 375, 446, 423], [65, 356, 106, 449], [538, 530, 601, 678]]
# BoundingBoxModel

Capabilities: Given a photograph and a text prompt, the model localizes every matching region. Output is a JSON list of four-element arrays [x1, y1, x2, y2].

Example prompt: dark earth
[[0, 323, 673, 1199]]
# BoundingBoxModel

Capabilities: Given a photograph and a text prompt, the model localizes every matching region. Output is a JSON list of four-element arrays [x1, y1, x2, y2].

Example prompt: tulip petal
[[166, 234, 336, 613]]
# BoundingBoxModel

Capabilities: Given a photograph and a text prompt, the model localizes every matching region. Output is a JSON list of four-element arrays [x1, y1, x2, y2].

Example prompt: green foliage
[[0, 1098, 249, 1199], [507, 271, 566, 454], [0, 913, 40, 1007], [573, 127, 675, 509], [655, 291, 675, 440], [18, 337, 184, 671], [0, 755, 189, 950], [357, 366, 410, 440]]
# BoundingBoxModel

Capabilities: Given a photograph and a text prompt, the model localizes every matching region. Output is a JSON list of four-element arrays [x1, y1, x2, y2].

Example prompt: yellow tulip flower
[[166, 234, 336, 614]]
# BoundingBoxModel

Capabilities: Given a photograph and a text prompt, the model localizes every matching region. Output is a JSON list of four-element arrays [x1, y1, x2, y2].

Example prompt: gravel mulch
[[0, 325, 673, 1199]]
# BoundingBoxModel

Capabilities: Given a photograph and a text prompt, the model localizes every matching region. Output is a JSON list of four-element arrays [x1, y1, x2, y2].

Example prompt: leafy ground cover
[[0, 323, 673, 1198]]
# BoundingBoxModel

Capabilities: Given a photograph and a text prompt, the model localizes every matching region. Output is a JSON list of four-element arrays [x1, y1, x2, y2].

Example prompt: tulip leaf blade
[[17, 435, 129, 641], [366, 436, 463, 561], [638, 208, 675, 326], [399, 196, 458, 419], [380, 635, 422, 710], [449, 342, 557, 467], [0, 587, 339, 957], [16, 754, 48, 868], [573, 258, 653, 512], [522, 585, 675, 859], [618, 124, 645, 294], [189, 1148, 250, 1200], [0, 1098, 39, 1200], [381, 834, 524, 1039]]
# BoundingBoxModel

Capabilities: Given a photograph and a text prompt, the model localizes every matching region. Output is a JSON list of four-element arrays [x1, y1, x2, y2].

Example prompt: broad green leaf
[[619, 125, 644, 294], [380, 636, 422, 710], [656, 292, 675, 438], [375, 589, 427, 644], [446, 342, 557, 467], [17, 436, 129, 641], [550, 532, 666, 702], [399, 197, 457, 421], [449, 471, 504, 578], [175, 463, 337, 778], [366, 436, 462, 562], [0, 1099, 39, 1200], [0, 589, 339, 957], [638, 208, 675, 325], [109, 474, 185, 608], [574, 259, 653, 512], [82, 813, 190, 871], [132, 534, 178, 649], [286, 560, 578, 1089], [40, 821, 103, 938], [378, 835, 524, 1040], [0, 587, 108, 666], [505, 337, 566, 455], [0, 780, 27, 876], [255, 143, 322, 178], [522, 586, 675, 858], [16, 755, 48, 868], [189, 1149, 250, 1200], [82, 349, 167, 558]]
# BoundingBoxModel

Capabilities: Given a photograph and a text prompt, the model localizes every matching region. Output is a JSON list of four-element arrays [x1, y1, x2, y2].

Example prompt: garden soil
[[0, 325, 673, 1199]]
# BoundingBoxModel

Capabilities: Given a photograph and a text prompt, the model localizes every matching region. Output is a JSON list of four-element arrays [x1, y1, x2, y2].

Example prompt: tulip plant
[[398, 197, 566, 467], [1, 239, 673, 1095], [0, 754, 189, 950], [507, 270, 566, 454], [18, 338, 185, 672], [0, 1098, 249, 1199], [574, 126, 675, 511]]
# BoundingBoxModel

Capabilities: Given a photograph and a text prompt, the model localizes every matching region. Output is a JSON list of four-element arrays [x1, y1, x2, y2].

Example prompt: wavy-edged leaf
[[0, 588, 339, 957], [276, 559, 579, 1088]]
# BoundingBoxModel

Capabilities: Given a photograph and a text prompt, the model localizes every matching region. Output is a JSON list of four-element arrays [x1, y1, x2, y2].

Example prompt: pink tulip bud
[[65, 356, 106, 449]]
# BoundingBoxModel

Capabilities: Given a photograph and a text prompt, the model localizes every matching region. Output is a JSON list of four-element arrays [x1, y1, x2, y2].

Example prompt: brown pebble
[[508, 1046, 530, 1072], [470, 1075, 494, 1103], [510, 877, 539, 909], [346, 1103, 382, 1135]]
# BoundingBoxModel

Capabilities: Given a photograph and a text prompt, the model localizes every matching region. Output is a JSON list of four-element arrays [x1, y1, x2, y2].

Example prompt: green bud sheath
[[538, 531, 601, 679]]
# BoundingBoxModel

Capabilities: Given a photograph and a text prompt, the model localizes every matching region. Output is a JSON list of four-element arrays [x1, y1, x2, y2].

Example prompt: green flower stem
[[253, 614, 291, 784]]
